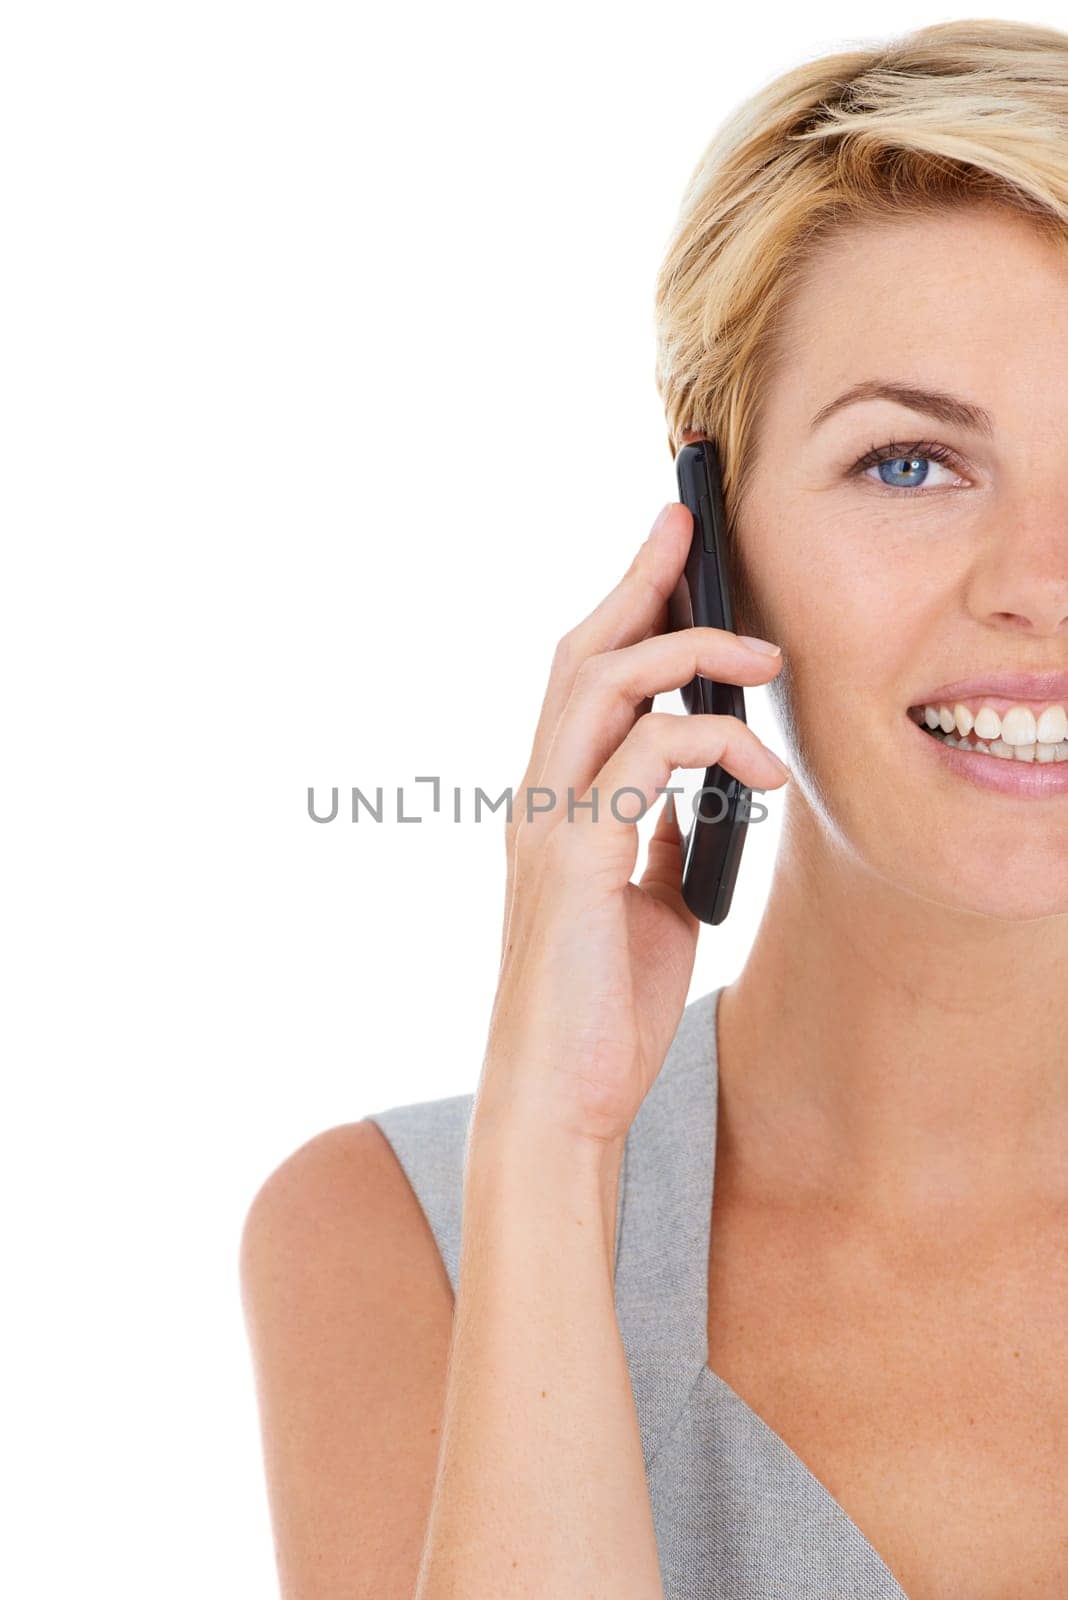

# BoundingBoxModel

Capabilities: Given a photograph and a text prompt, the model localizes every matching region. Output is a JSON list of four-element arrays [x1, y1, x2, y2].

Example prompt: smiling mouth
[[907, 699, 1068, 763]]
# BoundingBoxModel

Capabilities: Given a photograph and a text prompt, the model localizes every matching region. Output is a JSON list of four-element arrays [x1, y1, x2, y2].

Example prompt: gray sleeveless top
[[366, 984, 909, 1599]]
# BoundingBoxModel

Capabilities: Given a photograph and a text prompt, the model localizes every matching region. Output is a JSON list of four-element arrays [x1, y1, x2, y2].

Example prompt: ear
[[679, 427, 710, 446]]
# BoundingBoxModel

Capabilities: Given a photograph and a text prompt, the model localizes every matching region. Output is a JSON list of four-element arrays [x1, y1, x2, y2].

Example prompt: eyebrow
[[808, 380, 994, 437]]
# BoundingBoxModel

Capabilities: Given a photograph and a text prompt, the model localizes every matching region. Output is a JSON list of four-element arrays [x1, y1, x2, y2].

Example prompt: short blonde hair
[[654, 18, 1068, 536]]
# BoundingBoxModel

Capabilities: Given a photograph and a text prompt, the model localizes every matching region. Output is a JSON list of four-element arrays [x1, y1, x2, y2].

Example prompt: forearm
[[413, 1109, 664, 1600]]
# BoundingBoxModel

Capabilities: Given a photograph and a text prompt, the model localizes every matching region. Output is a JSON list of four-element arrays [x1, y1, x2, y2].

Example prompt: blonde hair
[[654, 18, 1068, 538]]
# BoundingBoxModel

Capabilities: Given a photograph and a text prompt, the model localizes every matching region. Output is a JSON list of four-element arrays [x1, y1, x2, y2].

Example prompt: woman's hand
[[477, 500, 791, 1152]]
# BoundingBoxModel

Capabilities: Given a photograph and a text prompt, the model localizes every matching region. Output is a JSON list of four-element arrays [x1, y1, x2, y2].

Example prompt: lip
[[908, 715, 1068, 798], [909, 670, 1068, 707]]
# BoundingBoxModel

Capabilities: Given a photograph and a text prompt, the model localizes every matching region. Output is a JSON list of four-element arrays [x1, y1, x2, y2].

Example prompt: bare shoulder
[[240, 1117, 454, 1313], [240, 1118, 454, 1600]]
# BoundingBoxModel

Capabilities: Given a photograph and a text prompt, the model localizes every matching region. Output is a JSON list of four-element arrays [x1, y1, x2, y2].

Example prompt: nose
[[965, 493, 1068, 636]]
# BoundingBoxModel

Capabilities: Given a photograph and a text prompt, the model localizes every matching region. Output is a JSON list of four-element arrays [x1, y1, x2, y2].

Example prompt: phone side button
[[699, 492, 716, 554]]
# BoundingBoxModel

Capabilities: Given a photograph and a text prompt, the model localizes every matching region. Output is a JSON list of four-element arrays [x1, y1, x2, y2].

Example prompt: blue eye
[[851, 439, 964, 493], [877, 455, 928, 487]]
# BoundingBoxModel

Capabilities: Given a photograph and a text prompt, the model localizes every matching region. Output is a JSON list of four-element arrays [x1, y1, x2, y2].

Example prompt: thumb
[[640, 789, 690, 909]]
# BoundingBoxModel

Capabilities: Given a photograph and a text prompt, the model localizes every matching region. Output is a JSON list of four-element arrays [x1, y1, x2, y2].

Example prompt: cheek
[[751, 526, 917, 719]]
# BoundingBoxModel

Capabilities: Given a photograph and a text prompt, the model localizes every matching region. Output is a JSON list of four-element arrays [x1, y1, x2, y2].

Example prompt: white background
[[5, 2, 1063, 1592]]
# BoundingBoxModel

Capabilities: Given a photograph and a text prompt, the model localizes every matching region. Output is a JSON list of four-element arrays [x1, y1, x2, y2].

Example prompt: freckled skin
[[683, 204, 1068, 1599], [723, 204, 1068, 920]]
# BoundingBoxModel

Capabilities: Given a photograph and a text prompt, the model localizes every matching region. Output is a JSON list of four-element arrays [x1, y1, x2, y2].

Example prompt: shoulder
[[238, 1113, 455, 1417], [240, 1088, 475, 1308], [239, 1117, 408, 1289], [239, 1099, 472, 1596]]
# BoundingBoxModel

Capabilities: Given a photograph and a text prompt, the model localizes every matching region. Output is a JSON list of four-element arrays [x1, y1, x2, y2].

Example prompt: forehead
[[768, 204, 1068, 427]]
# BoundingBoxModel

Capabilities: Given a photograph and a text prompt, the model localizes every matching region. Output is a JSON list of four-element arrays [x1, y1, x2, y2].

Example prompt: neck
[[718, 791, 1068, 1225]]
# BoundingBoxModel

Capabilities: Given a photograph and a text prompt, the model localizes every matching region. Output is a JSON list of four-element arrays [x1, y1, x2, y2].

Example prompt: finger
[[532, 626, 783, 825], [546, 711, 789, 892], [624, 596, 671, 720], [566, 502, 693, 655], [514, 502, 693, 807]]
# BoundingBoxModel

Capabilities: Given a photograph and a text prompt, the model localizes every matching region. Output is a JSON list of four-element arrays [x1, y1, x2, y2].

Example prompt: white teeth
[[1000, 706, 1037, 745], [922, 725, 1068, 761], [1037, 705, 1068, 744], [917, 700, 1068, 755]]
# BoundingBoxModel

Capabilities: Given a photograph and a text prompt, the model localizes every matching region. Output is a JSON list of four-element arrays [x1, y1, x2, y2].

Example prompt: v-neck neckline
[[612, 984, 911, 1600]]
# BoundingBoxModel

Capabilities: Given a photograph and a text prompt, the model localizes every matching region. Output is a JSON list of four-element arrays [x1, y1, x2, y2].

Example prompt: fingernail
[[738, 634, 781, 656], [764, 747, 791, 778]]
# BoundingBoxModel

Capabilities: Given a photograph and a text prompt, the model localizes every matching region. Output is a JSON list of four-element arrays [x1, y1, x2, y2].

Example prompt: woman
[[240, 19, 1068, 1598]]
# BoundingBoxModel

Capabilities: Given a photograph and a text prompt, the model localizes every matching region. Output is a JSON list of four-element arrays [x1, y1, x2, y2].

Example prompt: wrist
[[472, 1044, 632, 1160], [468, 1086, 627, 1177], [464, 1104, 626, 1267]]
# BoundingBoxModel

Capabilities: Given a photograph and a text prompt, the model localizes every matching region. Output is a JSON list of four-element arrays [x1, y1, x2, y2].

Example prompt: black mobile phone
[[666, 440, 750, 925]]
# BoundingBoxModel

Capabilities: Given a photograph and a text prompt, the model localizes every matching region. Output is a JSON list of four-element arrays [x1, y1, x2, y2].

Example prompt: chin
[[904, 869, 1068, 923], [867, 840, 1068, 922], [793, 755, 1068, 922]]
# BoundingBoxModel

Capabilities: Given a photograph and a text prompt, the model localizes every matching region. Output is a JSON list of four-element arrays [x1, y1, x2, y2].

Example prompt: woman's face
[[719, 204, 1068, 919]]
